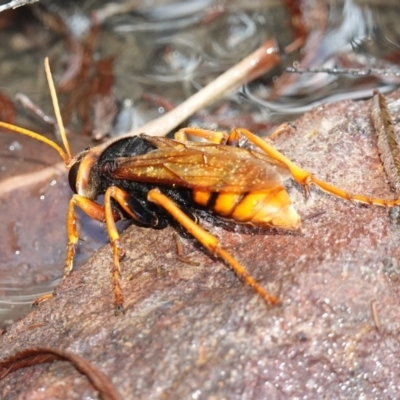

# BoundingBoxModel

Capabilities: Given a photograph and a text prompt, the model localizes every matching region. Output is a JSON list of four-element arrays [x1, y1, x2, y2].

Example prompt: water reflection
[[203, 12, 259, 64], [113, 0, 400, 126], [260, 0, 400, 112], [131, 37, 203, 83]]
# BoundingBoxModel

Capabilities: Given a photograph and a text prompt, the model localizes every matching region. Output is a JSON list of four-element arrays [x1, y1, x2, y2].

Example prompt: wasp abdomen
[[192, 187, 300, 230]]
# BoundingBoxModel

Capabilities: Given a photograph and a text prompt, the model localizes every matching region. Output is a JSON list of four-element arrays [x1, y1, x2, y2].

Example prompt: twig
[[0, 347, 121, 400], [94, 0, 141, 24], [370, 300, 381, 333], [370, 91, 400, 193], [120, 38, 303, 139], [286, 66, 400, 77], [0, 0, 39, 12]]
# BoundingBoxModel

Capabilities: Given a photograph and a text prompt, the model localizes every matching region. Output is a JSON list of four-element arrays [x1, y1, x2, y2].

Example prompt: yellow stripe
[[230, 187, 301, 230], [192, 189, 212, 206], [231, 191, 271, 223], [213, 192, 242, 216]]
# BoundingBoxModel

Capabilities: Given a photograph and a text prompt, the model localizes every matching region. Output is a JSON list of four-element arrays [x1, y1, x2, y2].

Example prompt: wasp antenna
[[0, 122, 70, 166], [0, 60, 72, 167], [44, 57, 73, 163]]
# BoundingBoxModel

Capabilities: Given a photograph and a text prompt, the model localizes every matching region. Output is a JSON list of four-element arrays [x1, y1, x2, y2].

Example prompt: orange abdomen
[[192, 186, 301, 230]]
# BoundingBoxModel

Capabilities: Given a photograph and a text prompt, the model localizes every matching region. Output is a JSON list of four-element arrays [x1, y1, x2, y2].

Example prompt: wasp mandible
[[1, 59, 399, 314]]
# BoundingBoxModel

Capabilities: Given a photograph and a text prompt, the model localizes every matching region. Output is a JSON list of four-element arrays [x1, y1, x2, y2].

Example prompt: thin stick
[[286, 66, 400, 77], [0, 0, 38, 12], [94, 0, 140, 24], [371, 300, 381, 332], [370, 91, 400, 193], [120, 38, 284, 139], [0, 347, 121, 400]]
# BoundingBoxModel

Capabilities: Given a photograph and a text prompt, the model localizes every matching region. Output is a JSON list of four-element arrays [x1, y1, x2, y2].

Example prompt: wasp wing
[[110, 140, 290, 193]]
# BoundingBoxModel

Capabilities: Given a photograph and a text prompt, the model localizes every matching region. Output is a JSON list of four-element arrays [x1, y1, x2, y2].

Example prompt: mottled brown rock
[[2, 91, 400, 399]]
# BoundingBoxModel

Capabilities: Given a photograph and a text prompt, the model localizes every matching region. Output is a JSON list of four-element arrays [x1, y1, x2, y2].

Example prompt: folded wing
[[109, 138, 290, 193]]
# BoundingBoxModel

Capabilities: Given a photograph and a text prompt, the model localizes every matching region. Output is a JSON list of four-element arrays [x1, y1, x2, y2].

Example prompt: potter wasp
[[1, 59, 400, 314]]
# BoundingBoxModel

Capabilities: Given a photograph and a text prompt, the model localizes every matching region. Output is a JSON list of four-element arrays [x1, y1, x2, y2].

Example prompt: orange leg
[[174, 126, 242, 147], [174, 127, 228, 144], [234, 127, 400, 207], [147, 188, 279, 305], [103, 185, 155, 313], [176, 126, 400, 207], [38, 187, 155, 312], [33, 195, 111, 307], [65, 195, 110, 276]]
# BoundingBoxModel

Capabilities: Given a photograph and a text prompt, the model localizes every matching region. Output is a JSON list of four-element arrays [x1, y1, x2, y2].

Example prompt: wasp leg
[[147, 188, 279, 305], [33, 196, 114, 307], [174, 126, 246, 148], [66, 196, 112, 275], [103, 186, 145, 313], [174, 127, 228, 144], [235, 127, 400, 207], [225, 128, 242, 147], [103, 185, 164, 313]]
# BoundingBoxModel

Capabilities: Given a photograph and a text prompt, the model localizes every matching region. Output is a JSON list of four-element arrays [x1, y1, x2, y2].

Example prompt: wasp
[[1, 59, 399, 314]]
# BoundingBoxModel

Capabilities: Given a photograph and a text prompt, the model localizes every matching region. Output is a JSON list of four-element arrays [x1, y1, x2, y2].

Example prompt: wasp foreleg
[[33, 195, 114, 308], [66, 195, 111, 275], [147, 188, 279, 305]]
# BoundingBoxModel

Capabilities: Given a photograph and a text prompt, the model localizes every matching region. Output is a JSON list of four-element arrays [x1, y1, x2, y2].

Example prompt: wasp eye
[[68, 161, 80, 194]]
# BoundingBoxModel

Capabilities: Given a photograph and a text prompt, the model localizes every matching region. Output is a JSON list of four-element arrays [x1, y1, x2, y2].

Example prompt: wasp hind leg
[[147, 188, 279, 305], [174, 126, 247, 148], [174, 127, 228, 144], [235, 127, 399, 208], [177, 126, 399, 207]]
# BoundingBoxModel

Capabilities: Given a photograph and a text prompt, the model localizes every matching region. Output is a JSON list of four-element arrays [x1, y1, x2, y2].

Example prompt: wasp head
[[68, 147, 102, 200]]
